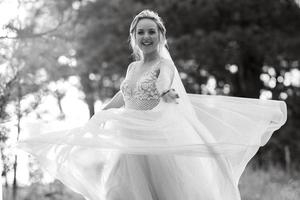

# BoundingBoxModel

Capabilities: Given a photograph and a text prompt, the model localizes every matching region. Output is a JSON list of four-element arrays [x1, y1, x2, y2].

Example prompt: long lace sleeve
[[155, 61, 175, 95]]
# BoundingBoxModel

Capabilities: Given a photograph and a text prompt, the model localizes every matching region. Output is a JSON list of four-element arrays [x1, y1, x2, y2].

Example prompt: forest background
[[0, 0, 300, 199]]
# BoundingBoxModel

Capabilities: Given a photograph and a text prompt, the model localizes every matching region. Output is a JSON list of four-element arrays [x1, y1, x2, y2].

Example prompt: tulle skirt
[[17, 94, 287, 200]]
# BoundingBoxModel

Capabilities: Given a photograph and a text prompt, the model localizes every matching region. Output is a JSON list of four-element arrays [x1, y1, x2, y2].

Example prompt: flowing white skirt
[[16, 94, 287, 200]]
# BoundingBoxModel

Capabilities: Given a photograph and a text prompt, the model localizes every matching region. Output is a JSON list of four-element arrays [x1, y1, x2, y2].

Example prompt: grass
[[239, 166, 300, 200], [3, 166, 300, 200]]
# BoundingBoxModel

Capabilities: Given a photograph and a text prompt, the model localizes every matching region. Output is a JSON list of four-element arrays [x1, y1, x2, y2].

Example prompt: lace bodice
[[120, 62, 161, 110]]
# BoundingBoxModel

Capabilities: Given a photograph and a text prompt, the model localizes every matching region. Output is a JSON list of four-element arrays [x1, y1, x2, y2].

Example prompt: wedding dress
[[16, 54, 287, 200]]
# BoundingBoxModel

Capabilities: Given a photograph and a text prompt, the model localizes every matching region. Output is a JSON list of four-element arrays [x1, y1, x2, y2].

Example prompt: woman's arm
[[156, 59, 179, 103], [102, 62, 136, 110], [102, 90, 124, 110]]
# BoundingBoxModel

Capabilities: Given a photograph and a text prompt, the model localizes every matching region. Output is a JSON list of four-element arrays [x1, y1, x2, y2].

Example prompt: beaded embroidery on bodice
[[120, 62, 161, 110]]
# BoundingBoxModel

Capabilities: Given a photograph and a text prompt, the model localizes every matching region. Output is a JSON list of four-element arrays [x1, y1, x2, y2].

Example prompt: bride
[[17, 10, 287, 200]]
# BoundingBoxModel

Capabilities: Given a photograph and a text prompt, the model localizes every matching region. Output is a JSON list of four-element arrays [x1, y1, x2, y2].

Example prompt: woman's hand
[[161, 89, 179, 104]]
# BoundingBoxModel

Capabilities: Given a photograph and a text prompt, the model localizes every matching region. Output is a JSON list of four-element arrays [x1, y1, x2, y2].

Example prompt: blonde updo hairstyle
[[129, 10, 167, 61]]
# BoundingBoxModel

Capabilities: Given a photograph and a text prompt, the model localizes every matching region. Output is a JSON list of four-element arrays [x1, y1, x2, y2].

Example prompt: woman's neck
[[142, 50, 160, 63]]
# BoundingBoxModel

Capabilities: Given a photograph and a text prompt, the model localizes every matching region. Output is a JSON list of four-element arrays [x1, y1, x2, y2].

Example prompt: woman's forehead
[[136, 18, 157, 30]]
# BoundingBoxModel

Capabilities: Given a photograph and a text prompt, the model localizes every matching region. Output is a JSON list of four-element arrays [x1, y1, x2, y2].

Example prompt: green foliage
[[239, 165, 300, 200], [2, 166, 299, 200], [72, 0, 142, 116], [157, 0, 300, 97], [3, 180, 84, 200]]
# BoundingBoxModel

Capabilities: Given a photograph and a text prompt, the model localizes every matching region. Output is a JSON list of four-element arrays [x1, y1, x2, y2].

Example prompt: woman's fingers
[[167, 90, 179, 101], [162, 90, 179, 104]]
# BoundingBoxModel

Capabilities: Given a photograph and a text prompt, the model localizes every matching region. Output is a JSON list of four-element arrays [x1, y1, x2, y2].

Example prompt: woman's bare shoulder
[[158, 58, 175, 72], [127, 61, 140, 73]]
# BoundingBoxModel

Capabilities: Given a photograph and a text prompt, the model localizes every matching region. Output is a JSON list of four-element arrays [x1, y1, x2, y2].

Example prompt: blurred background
[[0, 0, 300, 199]]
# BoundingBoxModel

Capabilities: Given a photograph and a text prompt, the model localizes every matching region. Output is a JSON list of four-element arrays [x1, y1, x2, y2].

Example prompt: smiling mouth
[[141, 41, 153, 46]]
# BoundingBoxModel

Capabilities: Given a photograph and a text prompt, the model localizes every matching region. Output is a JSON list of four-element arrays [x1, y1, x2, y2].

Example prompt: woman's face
[[135, 18, 160, 55]]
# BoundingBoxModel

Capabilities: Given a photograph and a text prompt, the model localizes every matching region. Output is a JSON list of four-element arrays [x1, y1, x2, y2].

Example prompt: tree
[[0, 1, 77, 197]]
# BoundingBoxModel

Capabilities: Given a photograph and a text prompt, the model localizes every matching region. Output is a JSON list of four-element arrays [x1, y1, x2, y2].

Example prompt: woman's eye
[[137, 31, 144, 35], [149, 30, 156, 34]]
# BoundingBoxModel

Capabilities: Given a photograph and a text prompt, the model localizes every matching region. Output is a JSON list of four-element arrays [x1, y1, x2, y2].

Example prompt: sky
[[0, 0, 25, 37]]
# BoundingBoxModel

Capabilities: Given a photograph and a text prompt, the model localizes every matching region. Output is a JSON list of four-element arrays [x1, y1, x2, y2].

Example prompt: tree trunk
[[12, 83, 22, 200], [80, 73, 95, 118], [12, 156, 18, 200], [86, 96, 95, 118], [233, 42, 264, 98]]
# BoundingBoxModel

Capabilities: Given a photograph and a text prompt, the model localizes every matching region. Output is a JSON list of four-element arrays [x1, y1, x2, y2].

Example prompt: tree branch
[[0, 14, 66, 40]]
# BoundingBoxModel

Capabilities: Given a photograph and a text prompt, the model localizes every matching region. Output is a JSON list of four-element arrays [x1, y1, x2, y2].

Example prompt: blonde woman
[[17, 10, 287, 200]]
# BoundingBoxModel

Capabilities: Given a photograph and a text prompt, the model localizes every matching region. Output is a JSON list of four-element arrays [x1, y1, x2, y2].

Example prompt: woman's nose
[[143, 32, 150, 39]]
